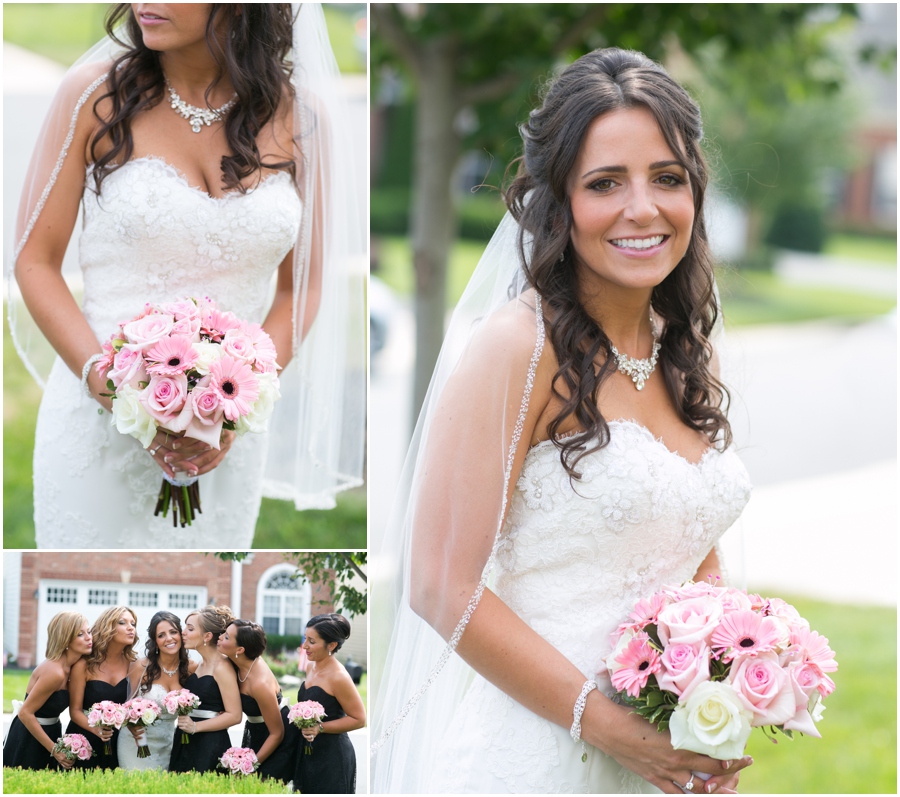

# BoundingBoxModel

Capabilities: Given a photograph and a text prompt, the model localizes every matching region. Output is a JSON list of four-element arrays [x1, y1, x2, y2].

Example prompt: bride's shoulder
[[55, 58, 115, 106]]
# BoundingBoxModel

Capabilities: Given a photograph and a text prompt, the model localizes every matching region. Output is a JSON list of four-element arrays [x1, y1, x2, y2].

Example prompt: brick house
[[3, 552, 366, 669]]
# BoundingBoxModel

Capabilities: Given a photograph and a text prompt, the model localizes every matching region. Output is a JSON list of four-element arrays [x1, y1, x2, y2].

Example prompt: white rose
[[141, 709, 157, 725], [669, 681, 753, 760], [191, 341, 224, 376], [234, 372, 281, 435], [112, 384, 157, 448]]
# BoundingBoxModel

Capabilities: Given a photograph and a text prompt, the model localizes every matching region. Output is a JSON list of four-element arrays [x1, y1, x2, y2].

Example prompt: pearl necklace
[[608, 315, 660, 391], [165, 78, 237, 133], [238, 656, 257, 684]]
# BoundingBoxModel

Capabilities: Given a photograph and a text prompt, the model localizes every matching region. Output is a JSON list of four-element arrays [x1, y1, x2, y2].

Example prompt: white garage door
[[37, 579, 207, 665]]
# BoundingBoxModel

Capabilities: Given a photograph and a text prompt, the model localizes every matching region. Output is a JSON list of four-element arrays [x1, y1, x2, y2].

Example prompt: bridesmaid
[[168, 605, 242, 772], [65, 605, 137, 769], [3, 612, 93, 770], [293, 614, 366, 794], [217, 620, 292, 783]]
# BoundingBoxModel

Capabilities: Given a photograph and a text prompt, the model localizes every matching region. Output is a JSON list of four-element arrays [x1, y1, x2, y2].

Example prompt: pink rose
[[221, 328, 257, 364], [184, 380, 225, 449], [716, 588, 753, 614], [77, 747, 92, 760], [239, 758, 255, 775], [657, 597, 724, 647], [87, 709, 101, 725], [108, 346, 148, 390], [139, 373, 192, 432], [656, 642, 710, 701], [70, 735, 84, 752], [728, 651, 795, 727], [122, 313, 175, 351], [162, 300, 202, 340]]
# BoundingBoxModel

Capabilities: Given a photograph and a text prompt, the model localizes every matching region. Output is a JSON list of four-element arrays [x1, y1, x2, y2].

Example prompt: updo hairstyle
[[230, 620, 267, 660], [187, 605, 235, 646], [306, 614, 351, 654]]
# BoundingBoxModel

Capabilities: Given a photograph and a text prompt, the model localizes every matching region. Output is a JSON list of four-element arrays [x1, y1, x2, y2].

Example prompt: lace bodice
[[79, 156, 302, 340], [141, 683, 176, 719], [496, 419, 752, 682]]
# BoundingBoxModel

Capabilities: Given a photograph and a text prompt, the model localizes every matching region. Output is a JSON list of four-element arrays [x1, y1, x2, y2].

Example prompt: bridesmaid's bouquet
[[95, 296, 281, 527], [122, 697, 162, 759], [603, 580, 837, 779], [163, 688, 202, 745], [52, 733, 93, 763], [288, 700, 327, 755], [85, 701, 127, 755], [219, 746, 260, 776]]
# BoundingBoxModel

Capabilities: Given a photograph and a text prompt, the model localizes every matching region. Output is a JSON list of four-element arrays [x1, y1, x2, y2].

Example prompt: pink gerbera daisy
[[710, 609, 782, 661], [610, 633, 661, 698], [208, 355, 260, 420], [145, 335, 198, 376], [628, 591, 669, 628]]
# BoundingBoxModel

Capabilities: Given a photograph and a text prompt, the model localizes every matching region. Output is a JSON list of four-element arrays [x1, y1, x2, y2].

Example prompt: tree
[[372, 3, 860, 423], [213, 552, 367, 617]]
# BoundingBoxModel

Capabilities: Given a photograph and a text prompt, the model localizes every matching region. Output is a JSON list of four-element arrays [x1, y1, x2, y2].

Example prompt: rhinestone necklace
[[160, 662, 178, 677], [608, 314, 660, 391], [165, 78, 237, 133]]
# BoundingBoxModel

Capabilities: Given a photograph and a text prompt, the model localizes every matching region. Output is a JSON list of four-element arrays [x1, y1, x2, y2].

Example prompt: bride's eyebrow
[[581, 159, 684, 179]]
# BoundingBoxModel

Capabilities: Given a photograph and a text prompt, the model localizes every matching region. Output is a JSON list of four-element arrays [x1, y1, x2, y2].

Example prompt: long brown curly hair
[[140, 611, 190, 693], [85, 605, 138, 675], [505, 47, 731, 479], [89, 3, 295, 194]]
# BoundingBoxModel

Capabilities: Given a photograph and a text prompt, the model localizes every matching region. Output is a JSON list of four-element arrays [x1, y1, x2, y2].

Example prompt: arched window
[[256, 565, 312, 637]]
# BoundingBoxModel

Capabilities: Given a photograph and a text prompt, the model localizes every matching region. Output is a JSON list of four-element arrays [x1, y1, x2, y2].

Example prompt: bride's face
[[131, 4, 222, 53], [567, 106, 695, 296], [155, 621, 181, 657]]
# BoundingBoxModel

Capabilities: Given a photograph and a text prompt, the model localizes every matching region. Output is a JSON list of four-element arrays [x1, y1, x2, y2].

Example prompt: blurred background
[[369, 4, 896, 793], [2, 3, 368, 548]]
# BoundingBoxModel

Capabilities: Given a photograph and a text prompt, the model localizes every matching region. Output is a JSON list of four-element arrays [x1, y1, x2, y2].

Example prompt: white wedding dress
[[428, 419, 752, 793], [117, 684, 177, 771], [33, 156, 301, 547]]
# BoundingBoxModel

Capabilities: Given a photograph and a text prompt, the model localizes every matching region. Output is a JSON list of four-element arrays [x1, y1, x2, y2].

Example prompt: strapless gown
[[294, 682, 357, 794], [240, 690, 294, 783], [168, 673, 232, 773], [64, 676, 127, 769], [117, 683, 176, 771], [3, 689, 69, 770], [33, 156, 302, 547], [429, 420, 752, 793]]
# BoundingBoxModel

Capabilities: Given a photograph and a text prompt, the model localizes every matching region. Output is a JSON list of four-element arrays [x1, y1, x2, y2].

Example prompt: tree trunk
[[410, 39, 460, 431]]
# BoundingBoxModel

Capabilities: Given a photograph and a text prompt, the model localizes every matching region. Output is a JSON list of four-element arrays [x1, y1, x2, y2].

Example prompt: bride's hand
[[594, 703, 752, 794], [147, 429, 235, 478]]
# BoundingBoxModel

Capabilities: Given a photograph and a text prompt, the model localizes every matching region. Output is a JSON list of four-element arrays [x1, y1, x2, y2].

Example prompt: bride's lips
[[138, 12, 168, 26], [608, 234, 670, 258]]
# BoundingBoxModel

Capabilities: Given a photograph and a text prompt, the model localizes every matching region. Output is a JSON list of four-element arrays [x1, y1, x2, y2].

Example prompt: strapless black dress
[[168, 673, 231, 773], [293, 682, 356, 794], [65, 677, 128, 770], [3, 689, 69, 770], [240, 690, 294, 783]]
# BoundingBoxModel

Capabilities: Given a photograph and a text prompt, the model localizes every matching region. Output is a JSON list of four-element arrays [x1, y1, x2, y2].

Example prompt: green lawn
[[374, 235, 897, 325], [823, 233, 897, 265], [4, 670, 33, 713]]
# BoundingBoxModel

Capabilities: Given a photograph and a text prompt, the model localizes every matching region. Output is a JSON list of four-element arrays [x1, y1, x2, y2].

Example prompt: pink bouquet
[[163, 688, 202, 745], [122, 697, 162, 759], [52, 733, 93, 763], [219, 746, 260, 776], [288, 700, 327, 755], [95, 296, 281, 527], [84, 701, 127, 755], [603, 580, 837, 778]]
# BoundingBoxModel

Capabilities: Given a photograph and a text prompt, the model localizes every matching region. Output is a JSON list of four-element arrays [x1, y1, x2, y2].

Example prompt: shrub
[[766, 201, 826, 253]]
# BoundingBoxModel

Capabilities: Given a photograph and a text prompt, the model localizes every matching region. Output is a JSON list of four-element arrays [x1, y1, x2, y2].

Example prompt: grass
[[2, 311, 366, 549], [2, 768, 289, 794], [823, 233, 897, 265], [3, 3, 364, 74], [4, 670, 33, 713], [374, 235, 897, 326]]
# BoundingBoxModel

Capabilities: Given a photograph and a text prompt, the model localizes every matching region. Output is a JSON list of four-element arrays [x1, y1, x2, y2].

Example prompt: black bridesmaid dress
[[65, 677, 128, 770], [293, 683, 356, 794], [240, 691, 294, 783], [3, 689, 68, 770], [168, 673, 232, 772]]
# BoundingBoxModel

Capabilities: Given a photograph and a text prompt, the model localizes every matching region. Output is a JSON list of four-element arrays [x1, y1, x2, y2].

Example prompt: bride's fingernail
[[722, 761, 731, 770], [706, 784, 717, 794], [164, 455, 173, 464], [172, 441, 181, 450]]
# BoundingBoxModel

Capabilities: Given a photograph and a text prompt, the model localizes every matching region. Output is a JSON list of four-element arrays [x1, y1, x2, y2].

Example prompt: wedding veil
[[6, 3, 365, 511]]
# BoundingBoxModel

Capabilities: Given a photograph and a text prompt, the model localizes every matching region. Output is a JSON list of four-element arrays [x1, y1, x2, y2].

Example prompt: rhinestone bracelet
[[571, 679, 597, 762], [81, 353, 104, 400]]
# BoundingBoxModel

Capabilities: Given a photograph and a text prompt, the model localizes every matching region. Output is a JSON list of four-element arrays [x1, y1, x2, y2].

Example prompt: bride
[[118, 611, 194, 770], [372, 48, 753, 793], [9, 3, 364, 547]]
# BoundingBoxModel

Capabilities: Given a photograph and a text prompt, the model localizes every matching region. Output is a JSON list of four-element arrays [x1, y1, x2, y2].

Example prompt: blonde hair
[[46, 611, 89, 660], [86, 605, 138, 674], [186, 605, 235, 646]]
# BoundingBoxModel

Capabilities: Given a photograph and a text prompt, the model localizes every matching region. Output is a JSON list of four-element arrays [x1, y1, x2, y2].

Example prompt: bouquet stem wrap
[[155, 471, 201, 527]]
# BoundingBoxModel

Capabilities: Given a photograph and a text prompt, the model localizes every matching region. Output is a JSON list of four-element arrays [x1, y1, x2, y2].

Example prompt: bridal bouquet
[[603, 581, 838, 766], [289, 700, 327, 754], [95, 296, 281, 527], [52, 733, 94, 763], [219, 746, 260, 776], [163, 688, 201, 745], [85, 701, 127, 755], [122, 697, 162, 759]]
